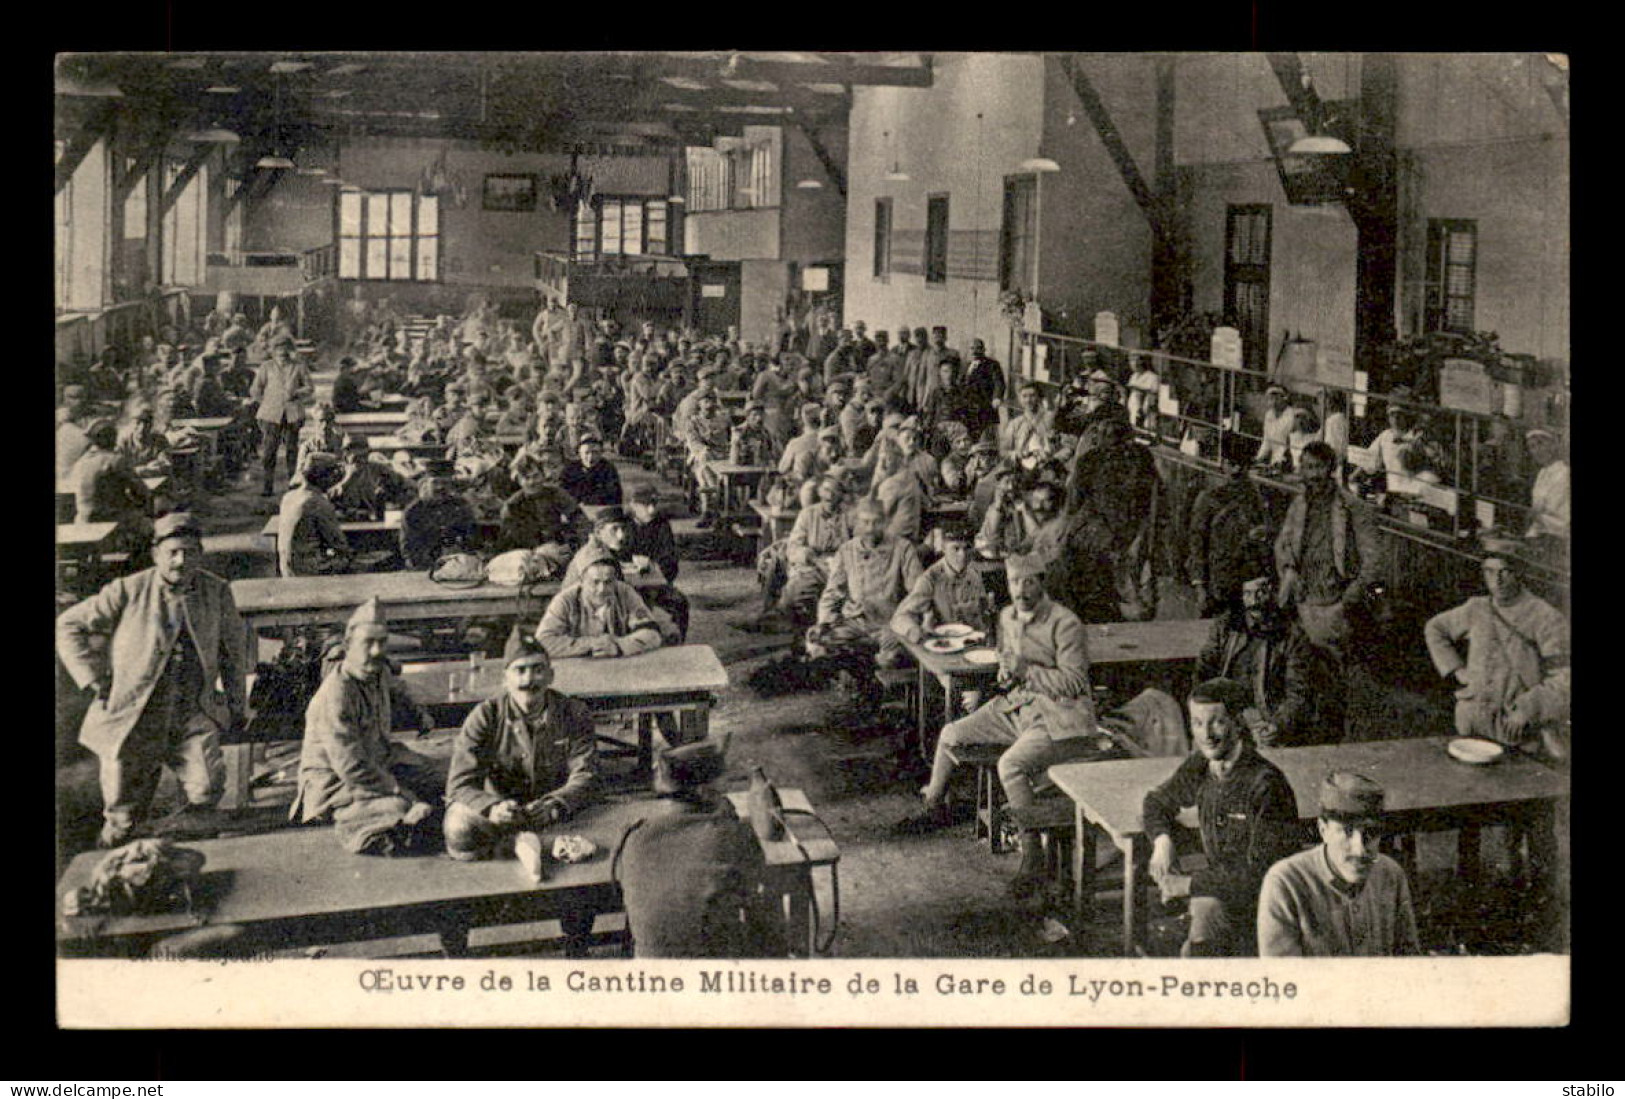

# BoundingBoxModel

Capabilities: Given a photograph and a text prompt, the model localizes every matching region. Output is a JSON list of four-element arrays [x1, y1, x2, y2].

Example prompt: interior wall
[[1036, 54, 1155, 341], [242, 171, 332, 254], [739, 259, 790, 347], [780, 123, 847, 263], [843, 53, 1045, 359], [685, 207, 779, 260], [63, 139, 108, 312]]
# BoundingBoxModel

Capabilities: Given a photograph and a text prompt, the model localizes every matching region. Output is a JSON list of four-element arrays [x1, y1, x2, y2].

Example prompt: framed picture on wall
[[483, 173, 539, 212]]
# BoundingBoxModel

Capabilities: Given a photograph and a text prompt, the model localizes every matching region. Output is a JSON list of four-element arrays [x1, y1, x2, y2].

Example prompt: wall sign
[[482, 174, 539, 212], [701, 284, 727, 299]]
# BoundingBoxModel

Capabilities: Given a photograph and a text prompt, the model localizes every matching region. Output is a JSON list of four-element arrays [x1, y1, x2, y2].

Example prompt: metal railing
[[1014, 328, 1566, 573]]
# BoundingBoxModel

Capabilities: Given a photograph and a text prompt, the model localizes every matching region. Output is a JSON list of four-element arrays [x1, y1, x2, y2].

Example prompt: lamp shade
[[1018, 156, 1061, 172], [882, 169, 911, 182], [1287, 134, 1352, 155], [795, 178, 824, 190], [255, 155, 297, 170], [668, 195, 686, 205], [185, 127, 241, 144]]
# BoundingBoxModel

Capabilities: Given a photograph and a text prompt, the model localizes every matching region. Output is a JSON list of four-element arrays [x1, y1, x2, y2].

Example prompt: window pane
[[623, 202, 644, 255], [340, 192, 362, 235], [416, 237, 438, 281], [340, 238, 360, 278], [367, 193, 389, 236], [601, 200, 623, 255], [366, 238, 387, 279], [391, 193, 412, 236], [390, 237, 411, 278], [418, 194, 438, 235]]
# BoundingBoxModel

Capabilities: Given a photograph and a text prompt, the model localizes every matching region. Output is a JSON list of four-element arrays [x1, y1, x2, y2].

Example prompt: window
[[1000, 176, 1037, 295], [873, 198, 893, 279], [55, 141, 71, 308], [1223, 204, 1272, 372], [925, 194, 950, 284], [337, 188, 439, 281], [160, 158, 207, 287], [1425, 218, 1477, 334], [685, 147, 733, 213], [574, 197, 671, 259]]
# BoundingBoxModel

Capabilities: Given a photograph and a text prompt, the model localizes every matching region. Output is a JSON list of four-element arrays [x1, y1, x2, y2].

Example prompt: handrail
[[1018, 327, 1566, 555]]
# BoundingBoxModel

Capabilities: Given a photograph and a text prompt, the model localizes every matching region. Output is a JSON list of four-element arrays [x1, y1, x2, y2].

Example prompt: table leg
[[1458, 822, 1483, 884], [1122, 837, 1146, 958], [221, 744, 253, 811], [785, 878, 814, 957], [1071, 806, 1094, 924], [439, 925, 470, 958], [915, 665, 929, 765]]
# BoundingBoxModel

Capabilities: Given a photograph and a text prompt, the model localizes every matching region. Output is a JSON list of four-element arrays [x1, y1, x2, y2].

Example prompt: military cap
[[1319, 772, 1385, 822], [503, 628, 551, 668], [346, 596, 388, 632], [151, 512, 204, 546], [594, 505, 631, 528], [654, 739, 725, 794]]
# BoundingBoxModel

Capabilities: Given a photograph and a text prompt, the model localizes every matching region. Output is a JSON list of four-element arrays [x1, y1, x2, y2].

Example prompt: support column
[[1350, 53, 1400, 392]]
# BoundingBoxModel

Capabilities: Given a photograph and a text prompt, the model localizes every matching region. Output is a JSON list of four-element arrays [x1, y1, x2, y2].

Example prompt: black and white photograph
[[52, 50, 1570, 1029]]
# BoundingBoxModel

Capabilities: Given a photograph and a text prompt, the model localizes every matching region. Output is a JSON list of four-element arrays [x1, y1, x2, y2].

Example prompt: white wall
[[843, 53, 1045, 357]]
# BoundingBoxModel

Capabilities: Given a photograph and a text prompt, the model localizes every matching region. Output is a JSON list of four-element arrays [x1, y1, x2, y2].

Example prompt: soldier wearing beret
[[57, 514, 245, 847], [294, 598, 441, 856], [1258, 772, 1420, 957]]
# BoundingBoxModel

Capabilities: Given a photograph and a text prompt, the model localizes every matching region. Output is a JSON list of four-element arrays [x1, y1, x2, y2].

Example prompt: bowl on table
[[1447, 737, 1507, 765]]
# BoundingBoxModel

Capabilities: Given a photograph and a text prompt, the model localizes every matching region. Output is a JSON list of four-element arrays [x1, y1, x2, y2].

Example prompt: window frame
[[1000, 174, 1038, 296], [873, 197, 893, 281], [925, 192, 950, 285], [1222, 203, 1272, 373], [336, 187, 440, 283], [574, 195, 672, 260], [1424, 217, 1477, 335]]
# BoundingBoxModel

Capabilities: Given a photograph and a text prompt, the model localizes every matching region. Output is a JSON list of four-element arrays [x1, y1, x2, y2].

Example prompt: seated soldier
[[296, 403, 344, 469], [443, 632, 598, 924], [730, 401, 779, 468], [329, 434, 414, 521], [614, 740, 787, 958], [560, 434, 624, 508], [777, 473, 852, 625], [890, 521, 996, 644], [277, 452, 353, 578], [293, 598, 442, 856], [937, 424, 974, 497], [564, 506, 689, 641], [684, 393, 733, 527], [1143, 678, 1301, 957], [805, 497, 924, 689], [400, 458, 478, 569], [977, 477, 1066, 561], [116, 403, 172, 475], [536, 558, 674, 659], [1194, 570, 1346, 746], [872, 443, 925, 544], [496, 449, 590, 575], [776, 402, 827, 477], [626, 482, 680, 585], [1258, 772, 1420, 957], [70, 417, 154, 564], [895, 553, 1100, 899]]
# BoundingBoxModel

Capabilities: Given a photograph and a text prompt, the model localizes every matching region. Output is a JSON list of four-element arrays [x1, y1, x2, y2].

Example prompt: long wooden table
[[56, 522, 119, 554], [1048, 737, 1571, 956], [334, 411, 409, 436], [901, 617, 1213, 761], [368, 436, 448, 457], [56, 787, 838, 960], [400, 644, 729, 774]]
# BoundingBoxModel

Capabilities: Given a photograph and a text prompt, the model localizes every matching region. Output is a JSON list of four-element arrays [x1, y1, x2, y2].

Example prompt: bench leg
[[439, 925, 470, 958], [1072, 808, 1095, 924]]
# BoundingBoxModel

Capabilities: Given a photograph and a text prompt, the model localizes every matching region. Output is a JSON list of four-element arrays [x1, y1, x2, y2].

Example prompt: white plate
[[924, 637, 966, 654], [1447, 737, 1506, 765], [933, 623, 977, 638], [961, 648, 999, 666]]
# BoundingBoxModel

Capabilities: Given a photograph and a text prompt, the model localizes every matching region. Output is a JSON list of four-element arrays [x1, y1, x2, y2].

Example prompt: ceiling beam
[[159, 143, 213, 215], [1264, 52, 1325, 131], [114, 122, 179, 202], [794, 120, 846, 198], [1053, 54, 1156, 219], [54, 100, 117, 195]]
